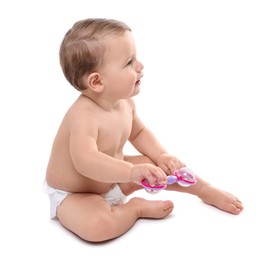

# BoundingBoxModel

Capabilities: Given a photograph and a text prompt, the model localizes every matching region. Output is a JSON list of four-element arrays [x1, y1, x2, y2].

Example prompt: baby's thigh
[[56, 193, 112, 239]]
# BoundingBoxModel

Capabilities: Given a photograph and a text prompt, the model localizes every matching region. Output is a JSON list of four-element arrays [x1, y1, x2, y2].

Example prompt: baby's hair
[[59, 18, 131, 90]]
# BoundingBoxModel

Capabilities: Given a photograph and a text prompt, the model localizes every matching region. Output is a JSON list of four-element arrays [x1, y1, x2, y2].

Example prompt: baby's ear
[[86, 72, 104, 93]]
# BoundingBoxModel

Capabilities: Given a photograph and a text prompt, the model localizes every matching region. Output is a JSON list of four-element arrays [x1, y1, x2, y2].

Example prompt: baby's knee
[[79, 214, 118, 242]]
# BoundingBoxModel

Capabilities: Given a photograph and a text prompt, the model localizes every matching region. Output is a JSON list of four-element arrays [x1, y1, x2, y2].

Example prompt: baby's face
[[98, 31, 144, 101]]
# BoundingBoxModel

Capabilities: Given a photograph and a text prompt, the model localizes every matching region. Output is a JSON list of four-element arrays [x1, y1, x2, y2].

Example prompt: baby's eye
[[126, 59, 133, 66]]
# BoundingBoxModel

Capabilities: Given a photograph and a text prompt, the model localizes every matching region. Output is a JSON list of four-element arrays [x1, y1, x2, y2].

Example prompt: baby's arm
[[129, 100, 184, 174], [68, 109, 166, 186]]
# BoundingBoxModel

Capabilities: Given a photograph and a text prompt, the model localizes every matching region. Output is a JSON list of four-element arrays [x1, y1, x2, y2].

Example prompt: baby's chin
[[132, 85, 140, 96]]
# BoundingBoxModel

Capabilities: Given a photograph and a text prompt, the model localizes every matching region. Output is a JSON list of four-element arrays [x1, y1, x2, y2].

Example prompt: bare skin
[[46, 23, 243, 243], [121, 156, 243, 215], [52, 154, 243, 242]]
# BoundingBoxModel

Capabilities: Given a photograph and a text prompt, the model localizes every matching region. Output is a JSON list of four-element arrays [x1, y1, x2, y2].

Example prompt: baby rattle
[[141, 167, 197, 193]]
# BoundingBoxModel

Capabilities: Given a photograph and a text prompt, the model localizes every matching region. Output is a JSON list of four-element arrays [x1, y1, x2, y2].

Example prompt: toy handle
[[141, 167, 197, 193], [167, 175, 178, 184]]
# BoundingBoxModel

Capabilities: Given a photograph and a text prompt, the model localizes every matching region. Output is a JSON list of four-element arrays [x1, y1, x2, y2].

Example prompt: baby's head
[[59, 18, 131, 91]]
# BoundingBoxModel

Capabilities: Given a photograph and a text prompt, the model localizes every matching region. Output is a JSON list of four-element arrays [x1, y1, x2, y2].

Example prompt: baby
[[44, 18, 243, 242]]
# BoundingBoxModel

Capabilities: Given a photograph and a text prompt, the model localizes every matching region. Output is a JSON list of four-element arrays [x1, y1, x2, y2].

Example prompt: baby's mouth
[[136, 73, 143, 85]]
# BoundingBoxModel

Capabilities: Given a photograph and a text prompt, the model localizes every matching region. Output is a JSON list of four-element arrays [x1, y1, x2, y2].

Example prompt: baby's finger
[[164, 159, 181, 174], [172, 159, 186, 171], [159, 163, 171, 175], [149, 167, 166, 186], [156, 168, 167, 183], [167, 160, 178, 174]]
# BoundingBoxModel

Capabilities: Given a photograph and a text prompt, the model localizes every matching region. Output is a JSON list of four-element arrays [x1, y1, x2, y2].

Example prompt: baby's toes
[[231, 199, 243, 214]]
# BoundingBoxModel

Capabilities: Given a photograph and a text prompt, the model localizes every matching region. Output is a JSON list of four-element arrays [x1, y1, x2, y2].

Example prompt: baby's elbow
[[72, 156, 90, 177]]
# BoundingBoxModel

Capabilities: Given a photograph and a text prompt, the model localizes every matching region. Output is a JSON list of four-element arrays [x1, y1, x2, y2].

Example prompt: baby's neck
[[80, 93, 122, 111]]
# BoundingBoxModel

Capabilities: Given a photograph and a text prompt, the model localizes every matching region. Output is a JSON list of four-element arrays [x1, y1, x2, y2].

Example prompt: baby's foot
[[198, 184, 243, 215], [130, 197, 174, 218]]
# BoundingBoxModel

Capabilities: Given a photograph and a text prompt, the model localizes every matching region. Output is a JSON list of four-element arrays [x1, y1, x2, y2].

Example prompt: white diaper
[[102, 184, 127, 206], [43, 181, 72, 219], [43, 181, 126, 219]]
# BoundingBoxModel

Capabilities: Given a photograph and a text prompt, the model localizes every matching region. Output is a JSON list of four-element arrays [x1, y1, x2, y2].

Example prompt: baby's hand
[[156, 153, 185, 175], [130, 164, 167, 186]]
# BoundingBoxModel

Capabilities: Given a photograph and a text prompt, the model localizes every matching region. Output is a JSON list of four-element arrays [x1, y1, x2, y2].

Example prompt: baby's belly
[[46, 170, 116, 194]]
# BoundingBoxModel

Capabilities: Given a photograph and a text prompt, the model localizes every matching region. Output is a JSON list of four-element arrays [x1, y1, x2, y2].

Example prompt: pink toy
[[141, 167, 197, 193]]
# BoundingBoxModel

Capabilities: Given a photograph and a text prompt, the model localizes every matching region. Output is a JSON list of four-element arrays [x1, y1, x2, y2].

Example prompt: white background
[[0, 0, 270, 259]]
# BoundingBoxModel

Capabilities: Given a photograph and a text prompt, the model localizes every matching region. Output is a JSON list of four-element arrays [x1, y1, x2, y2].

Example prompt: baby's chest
[[97, 112, 132, 153]]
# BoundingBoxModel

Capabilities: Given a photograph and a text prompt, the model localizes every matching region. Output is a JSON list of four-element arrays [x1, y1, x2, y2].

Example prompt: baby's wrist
[[154, 152, 168, 163]]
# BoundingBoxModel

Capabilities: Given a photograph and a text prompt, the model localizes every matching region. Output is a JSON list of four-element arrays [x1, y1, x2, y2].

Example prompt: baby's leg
[[166, 176, 243, 215], [124, 155, 243, 215], [56, 193, 174, 242]]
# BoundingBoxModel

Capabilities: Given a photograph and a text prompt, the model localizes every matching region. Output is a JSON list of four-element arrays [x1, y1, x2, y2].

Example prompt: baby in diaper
[[44, 181, 126, 219], [44, 17, 243, 243]]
